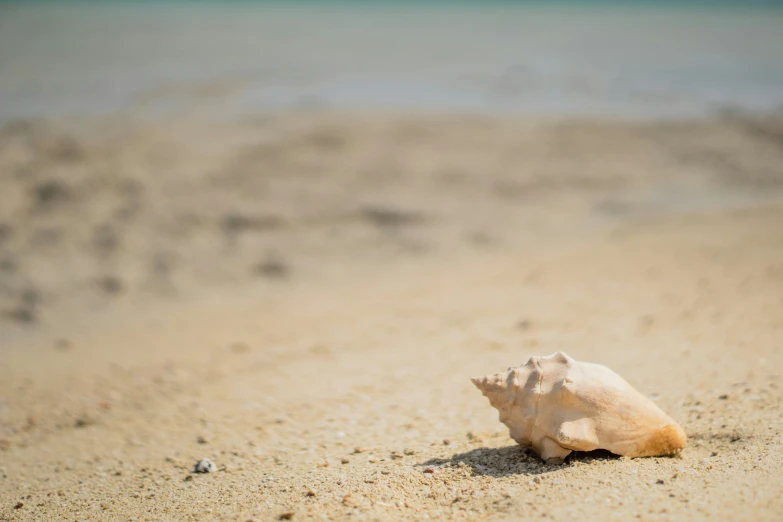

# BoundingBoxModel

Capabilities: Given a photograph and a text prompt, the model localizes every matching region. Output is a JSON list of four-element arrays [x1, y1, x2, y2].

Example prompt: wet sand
[[1, 111, 783, 520]]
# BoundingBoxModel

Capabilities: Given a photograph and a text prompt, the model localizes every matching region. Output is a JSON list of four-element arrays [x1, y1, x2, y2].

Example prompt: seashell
[[471, 352, 686, 464], [194, 458, 216, 473]]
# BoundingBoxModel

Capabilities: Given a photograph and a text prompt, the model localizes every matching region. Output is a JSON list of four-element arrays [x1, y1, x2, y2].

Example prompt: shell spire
[[470, 372, 508, 410]]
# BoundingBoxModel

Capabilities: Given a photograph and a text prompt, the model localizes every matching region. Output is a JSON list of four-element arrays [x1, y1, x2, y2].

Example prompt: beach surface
[[1, 111, 783, 520]]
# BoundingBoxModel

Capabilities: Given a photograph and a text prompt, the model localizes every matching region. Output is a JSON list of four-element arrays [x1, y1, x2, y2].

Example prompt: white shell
[[194, 458, 216, 473], [472, 352, 686, 463]]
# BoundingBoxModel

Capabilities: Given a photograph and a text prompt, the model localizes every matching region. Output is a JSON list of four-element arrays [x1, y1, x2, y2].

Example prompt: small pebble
[[279, 512, 295, 520], [194, 459, 216, 473]]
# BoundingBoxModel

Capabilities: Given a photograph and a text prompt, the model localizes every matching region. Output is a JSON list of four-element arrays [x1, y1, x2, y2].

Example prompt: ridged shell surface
[[471, 352, 686, 463]]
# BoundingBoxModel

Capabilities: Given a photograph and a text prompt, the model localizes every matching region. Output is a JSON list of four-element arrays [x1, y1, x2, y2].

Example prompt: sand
[[1, 111, 783, 521]]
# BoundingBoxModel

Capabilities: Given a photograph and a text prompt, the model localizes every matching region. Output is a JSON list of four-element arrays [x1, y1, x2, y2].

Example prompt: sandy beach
[[1, 111, 782, 520]]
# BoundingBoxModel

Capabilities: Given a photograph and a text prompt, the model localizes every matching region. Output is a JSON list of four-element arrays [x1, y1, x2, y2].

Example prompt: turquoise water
[[1, 1, 782, 119]]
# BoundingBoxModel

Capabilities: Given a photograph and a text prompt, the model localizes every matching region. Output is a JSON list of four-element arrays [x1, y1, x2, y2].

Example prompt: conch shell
[[471, 352, 686, 463]]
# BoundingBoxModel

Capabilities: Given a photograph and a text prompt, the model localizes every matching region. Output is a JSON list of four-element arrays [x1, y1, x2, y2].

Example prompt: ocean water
[[0, 1, 782, 119]]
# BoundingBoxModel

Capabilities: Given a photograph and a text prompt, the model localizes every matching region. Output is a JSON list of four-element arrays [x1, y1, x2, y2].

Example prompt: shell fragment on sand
[[194, 458, 216, 473], [471, 352, 686, 464]]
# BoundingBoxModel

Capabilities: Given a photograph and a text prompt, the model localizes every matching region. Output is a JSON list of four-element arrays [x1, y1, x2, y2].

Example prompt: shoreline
[[3, 4, 783, 121]]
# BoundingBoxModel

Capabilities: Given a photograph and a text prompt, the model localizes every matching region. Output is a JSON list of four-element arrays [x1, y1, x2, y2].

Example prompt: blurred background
[[2, 1, 783, 118], [1, 0, 783, 335], [2, 3, 783, 520]]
